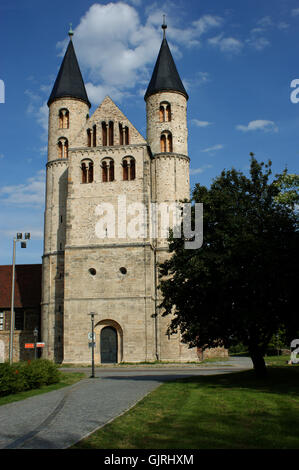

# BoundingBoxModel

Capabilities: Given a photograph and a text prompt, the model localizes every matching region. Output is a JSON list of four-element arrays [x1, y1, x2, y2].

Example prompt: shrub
[[0, 359, 61, 397]]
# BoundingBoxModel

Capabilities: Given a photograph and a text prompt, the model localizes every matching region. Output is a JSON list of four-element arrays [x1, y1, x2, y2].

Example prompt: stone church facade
[[41, 26, 225, 364]]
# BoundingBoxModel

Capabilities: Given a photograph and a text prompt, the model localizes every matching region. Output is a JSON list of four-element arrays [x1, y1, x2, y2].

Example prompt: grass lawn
[[72, 359, 299, 449], [0, 371, 86, 407]]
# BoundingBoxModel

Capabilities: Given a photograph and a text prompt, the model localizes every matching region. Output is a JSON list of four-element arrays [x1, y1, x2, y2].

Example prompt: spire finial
[[68, 23, 74, 39], [162, 14, 167, 38]]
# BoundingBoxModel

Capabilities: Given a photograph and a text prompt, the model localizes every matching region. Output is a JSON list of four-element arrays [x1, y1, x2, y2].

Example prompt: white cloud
[[201, 144, 224, 153], [36, 102, 48, 137], [190, 164, 212, 175], [168, 14, 223, 47], [291, 8, 299, 16], [127, 0, 142, 5], [278, 22, 289, 30], [56, 2, 161, 102], [256, 16, 273, 28], [208, 34, 243, 54], [183, 71, 211, 91], [236, 120, 278, 133], [144, 7, 223, 47], [192, 119, 213, 127], [85, 82, 132, 105], [25, 89, 48, 141], [247, 36, 270, 51], [55, 5, 225, 103], [0, 170, 46, 206]]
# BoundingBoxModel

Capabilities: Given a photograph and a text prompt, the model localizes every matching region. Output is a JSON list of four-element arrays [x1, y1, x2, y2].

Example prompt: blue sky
[[0, 0, 299, 265]]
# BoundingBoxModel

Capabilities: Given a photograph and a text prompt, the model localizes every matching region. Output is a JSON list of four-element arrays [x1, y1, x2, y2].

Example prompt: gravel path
[[0, 358, 252, 449]]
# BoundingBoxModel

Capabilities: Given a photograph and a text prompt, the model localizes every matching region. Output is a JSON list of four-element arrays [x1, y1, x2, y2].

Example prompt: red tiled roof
[[0, 264, 42, 309]]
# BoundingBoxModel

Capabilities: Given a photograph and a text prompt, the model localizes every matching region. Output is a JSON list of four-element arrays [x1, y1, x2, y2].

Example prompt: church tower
[[42, 30, 91, 361], [144, 21, 193, 361], [145, 20, 190, 219]]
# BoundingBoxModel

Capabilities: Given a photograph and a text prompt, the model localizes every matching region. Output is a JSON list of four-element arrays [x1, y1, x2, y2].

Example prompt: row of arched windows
[[58, 102, 172, 134], [81, 157, 135, 184], [57, 132, 173, 159], [87, 122, 129, 148], [57, 108, 131, 148]]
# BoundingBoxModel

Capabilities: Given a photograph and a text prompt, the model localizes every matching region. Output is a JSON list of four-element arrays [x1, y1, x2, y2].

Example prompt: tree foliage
[[273, 170, 299, 208], [159, 157, 299, 377]]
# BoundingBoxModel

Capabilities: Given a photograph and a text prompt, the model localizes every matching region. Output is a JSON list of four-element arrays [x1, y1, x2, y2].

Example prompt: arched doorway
[[100, 326, 118, 363]]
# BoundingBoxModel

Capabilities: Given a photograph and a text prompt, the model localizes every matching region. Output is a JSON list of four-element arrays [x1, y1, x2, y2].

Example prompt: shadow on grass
[[176, 367, 299, 397], [74, 366, 299, 450], [98, 366, 299, 397]]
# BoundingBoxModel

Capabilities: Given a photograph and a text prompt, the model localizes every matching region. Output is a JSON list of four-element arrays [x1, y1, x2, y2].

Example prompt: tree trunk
[[250, 351, 267, 378]]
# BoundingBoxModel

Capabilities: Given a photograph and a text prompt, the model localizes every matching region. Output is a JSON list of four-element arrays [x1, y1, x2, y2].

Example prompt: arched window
[[88, 161, 94, 182], [58, 140, 63, 158], [65, 110, 69, 128], [160, 134, 166, 152], [159, 102, 171, 122], [93, 125, 97, 147], [57, 138, 68, 158], [81, 162, 87, 183], [119, 124, 129, 145], [123, 159, 128, 181], [167, 132, 173, 152], [160, 131, 172, 152], [119, 123, 124, 145], [125, 126, 129, 145], [81, 159, 93, 184], [130, 158, 135, 180], [59, 111, 63, 129], [102, 158, 114, 182], [102, 122, 107, 146], [166, 104, 171, 122], [109, 159, 114, 181], [64, 139, 69, 158], [102, 161, 108, 182], [122, 156, 136, 181], [109, 121, 114, 146], [87, 129, 91, 147], [58, 109, 69, 129]]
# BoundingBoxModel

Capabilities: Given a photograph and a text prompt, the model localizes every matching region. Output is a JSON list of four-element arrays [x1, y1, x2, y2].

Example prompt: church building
[[41, 23, 204, 364]]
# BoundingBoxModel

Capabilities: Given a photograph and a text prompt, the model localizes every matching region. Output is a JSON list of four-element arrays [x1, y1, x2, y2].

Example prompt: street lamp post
[[33, 327, 38, 360], [9, 232, 31, 364], [88, 312, 97, 378]]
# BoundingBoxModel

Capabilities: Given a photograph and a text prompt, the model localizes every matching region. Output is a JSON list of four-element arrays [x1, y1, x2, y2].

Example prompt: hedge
[[0, 359, 61, 397]]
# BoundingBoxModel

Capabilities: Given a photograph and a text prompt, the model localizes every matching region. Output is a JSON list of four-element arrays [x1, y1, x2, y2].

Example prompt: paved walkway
[[0, 357, 252, 449]]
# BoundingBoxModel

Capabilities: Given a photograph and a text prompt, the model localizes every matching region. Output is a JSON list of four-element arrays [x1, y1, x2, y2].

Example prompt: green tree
[[274, 170, 299, 208], [159, 157, 298, 377]]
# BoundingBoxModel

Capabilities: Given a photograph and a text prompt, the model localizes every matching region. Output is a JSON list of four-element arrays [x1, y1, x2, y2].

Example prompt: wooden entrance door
[[100, 326, 117, 363]]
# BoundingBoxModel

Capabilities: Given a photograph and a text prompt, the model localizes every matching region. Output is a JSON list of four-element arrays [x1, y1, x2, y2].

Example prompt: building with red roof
[[0, 264, 42, 362]]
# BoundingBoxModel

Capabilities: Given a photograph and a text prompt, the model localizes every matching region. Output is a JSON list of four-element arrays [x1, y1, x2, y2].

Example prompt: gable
[[74, 96, 146, 148]]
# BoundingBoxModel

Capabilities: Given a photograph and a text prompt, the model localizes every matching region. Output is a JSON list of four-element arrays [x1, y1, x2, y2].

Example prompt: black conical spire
[[144, 19, 188, 101], [48, 32, 91, 108]]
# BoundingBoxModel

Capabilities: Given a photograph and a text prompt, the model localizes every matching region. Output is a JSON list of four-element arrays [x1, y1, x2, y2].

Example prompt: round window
[[89, 268, 96, 276], [119, 267, 127, 275]]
